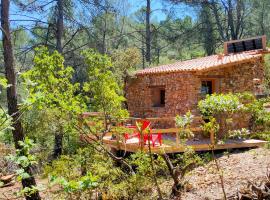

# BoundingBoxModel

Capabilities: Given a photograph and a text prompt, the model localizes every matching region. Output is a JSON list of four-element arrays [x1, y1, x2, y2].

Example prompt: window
[[160, 89, 165, 105], [151, 87, 165, 107], [201, 80, 214, 95]]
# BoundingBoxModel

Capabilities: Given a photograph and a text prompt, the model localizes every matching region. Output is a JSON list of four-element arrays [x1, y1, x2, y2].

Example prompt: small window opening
[[151, 87, 165, 107], [201, 80, 214, 96], [160, 89, 165, 105]]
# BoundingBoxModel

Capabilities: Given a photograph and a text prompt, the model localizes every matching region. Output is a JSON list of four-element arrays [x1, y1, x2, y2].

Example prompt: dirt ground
[[1, 147, 270, 200], [0, 178, 51, 200], [179, 147, 270, 200]]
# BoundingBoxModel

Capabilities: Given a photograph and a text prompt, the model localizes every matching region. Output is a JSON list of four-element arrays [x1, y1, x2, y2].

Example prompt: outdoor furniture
[[124, 120, 162, 147], [144, 131, 162, 147]]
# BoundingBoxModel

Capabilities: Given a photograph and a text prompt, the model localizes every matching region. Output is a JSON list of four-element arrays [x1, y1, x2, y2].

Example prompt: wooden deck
[[80, 134, 267, 154], [79, 113, 268, 154]]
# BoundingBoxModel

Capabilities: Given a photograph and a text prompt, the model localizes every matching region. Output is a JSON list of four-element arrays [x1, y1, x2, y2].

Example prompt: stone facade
[[126, 58, 264, 130]]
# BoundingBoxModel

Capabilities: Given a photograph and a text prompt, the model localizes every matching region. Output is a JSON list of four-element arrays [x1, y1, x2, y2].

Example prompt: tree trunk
[[56, 0, 64, 53], [145, 0, 151, 63], [53, 132, 64, 159], [54, 0, 64, 159], [201, 2, 215, 55], [259, 1, 266, 35], [227, 0, 236, 40], [161, 154, 182, 197], [210, 2, 226, 41], [1, 1, 41, 199], [141, 32, 145, 69], [101, 10, 107, 54]]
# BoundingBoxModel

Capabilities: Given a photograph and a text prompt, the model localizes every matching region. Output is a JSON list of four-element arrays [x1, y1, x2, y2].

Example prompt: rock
[[185, 183, 193, 192], [0, 180, 15, 188], [0, 174, 15, 184]]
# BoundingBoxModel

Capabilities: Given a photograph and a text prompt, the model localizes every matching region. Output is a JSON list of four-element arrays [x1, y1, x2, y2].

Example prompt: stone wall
[[126, 58, 264, 130]]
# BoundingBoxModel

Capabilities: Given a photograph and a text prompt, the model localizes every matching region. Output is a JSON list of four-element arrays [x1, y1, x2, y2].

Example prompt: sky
[[129, 0, 196, 21], [9, 0, 197, 28]]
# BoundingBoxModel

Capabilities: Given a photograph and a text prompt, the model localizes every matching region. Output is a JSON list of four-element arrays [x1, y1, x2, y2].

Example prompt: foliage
[[202, 117, 220, 138], [198, 93, 258, 140], [0, 107, 13, 143], [175, 111, 193, 129], [174, 146, 203, 176], [249, 131, 270, 148], [6, 137, 41, 197], [111, 47, 141, 84], [0, 76, 11, 89], [21, 108, 61, 165], [249, 100, 270, 127], [130, 151, 167, 177], [198, 93, 243, 117], [17, 186, 40, 198], [22, 46, 85, 114], [175, 111, 194, 140], [50, 172, 97, 193], [7, 138, 37, 180], [22, 47, 86, 156], [44, 146, 167, 199], [0, 77, 13, 142], [82, 49, 128, 122], [5, 1, 270, 199], [228, 128, 251, 139], [44, 155, 78, 179]]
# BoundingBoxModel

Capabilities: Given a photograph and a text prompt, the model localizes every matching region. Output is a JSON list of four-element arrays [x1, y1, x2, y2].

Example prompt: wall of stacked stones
[[198, 57, 264, 94], [126, 58, 264, 132]]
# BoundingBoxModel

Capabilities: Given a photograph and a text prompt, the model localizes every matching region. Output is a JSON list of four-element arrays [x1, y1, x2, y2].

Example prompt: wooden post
[[176, 132, 180, 146], [262, 35, 267, 50], [224, 42, 228, 55], [210, 130, 215, 145]]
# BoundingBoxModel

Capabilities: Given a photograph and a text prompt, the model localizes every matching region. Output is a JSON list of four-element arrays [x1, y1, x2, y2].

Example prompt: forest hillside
[[0, 0, 270, 200]]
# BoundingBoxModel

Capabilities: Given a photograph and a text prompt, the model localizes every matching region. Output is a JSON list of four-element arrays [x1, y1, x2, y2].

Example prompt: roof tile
[[136, 50, 266, 75]]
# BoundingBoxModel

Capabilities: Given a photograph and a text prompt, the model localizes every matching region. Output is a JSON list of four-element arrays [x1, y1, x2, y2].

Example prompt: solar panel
[[224, 35, 266, 54]]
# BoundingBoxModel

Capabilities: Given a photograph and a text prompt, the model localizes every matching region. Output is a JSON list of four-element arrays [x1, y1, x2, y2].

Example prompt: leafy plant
[[198, 93, 243, 117], [22, 47, 84, 113], [22, 47, 86, 158], [175, 111, 194, 143], [202, 117, 220, 139], [50, 172, 97, 193], [7, 138, 37, 180], [6, 137, 41, 197], [82, 49, 129, 130], [228, 128, 251, 139]]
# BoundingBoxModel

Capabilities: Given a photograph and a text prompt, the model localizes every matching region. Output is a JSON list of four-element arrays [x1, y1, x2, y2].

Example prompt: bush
[[198, 93, 243, 117]]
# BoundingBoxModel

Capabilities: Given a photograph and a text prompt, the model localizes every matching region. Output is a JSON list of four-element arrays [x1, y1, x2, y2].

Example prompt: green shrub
[[198, 93, 243, 117]]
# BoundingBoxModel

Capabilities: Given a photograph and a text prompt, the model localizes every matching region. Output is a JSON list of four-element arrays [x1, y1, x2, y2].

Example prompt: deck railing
[[79, 112, 210, 146]]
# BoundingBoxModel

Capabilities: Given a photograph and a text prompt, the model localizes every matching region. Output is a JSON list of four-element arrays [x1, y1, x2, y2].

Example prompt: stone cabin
[[126, 37, 269, 128]]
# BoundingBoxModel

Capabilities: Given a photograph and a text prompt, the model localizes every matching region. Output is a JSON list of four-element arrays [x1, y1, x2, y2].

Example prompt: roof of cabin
[[136, 49, 269, 76]]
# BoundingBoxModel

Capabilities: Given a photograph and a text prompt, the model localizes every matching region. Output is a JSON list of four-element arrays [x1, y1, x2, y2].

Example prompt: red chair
[[143, 129, 162, 147], [124, 120, 151, 143], [151, 133, 162, 147], [137, 120, 151, 131], [124, 120, 162, 147]]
